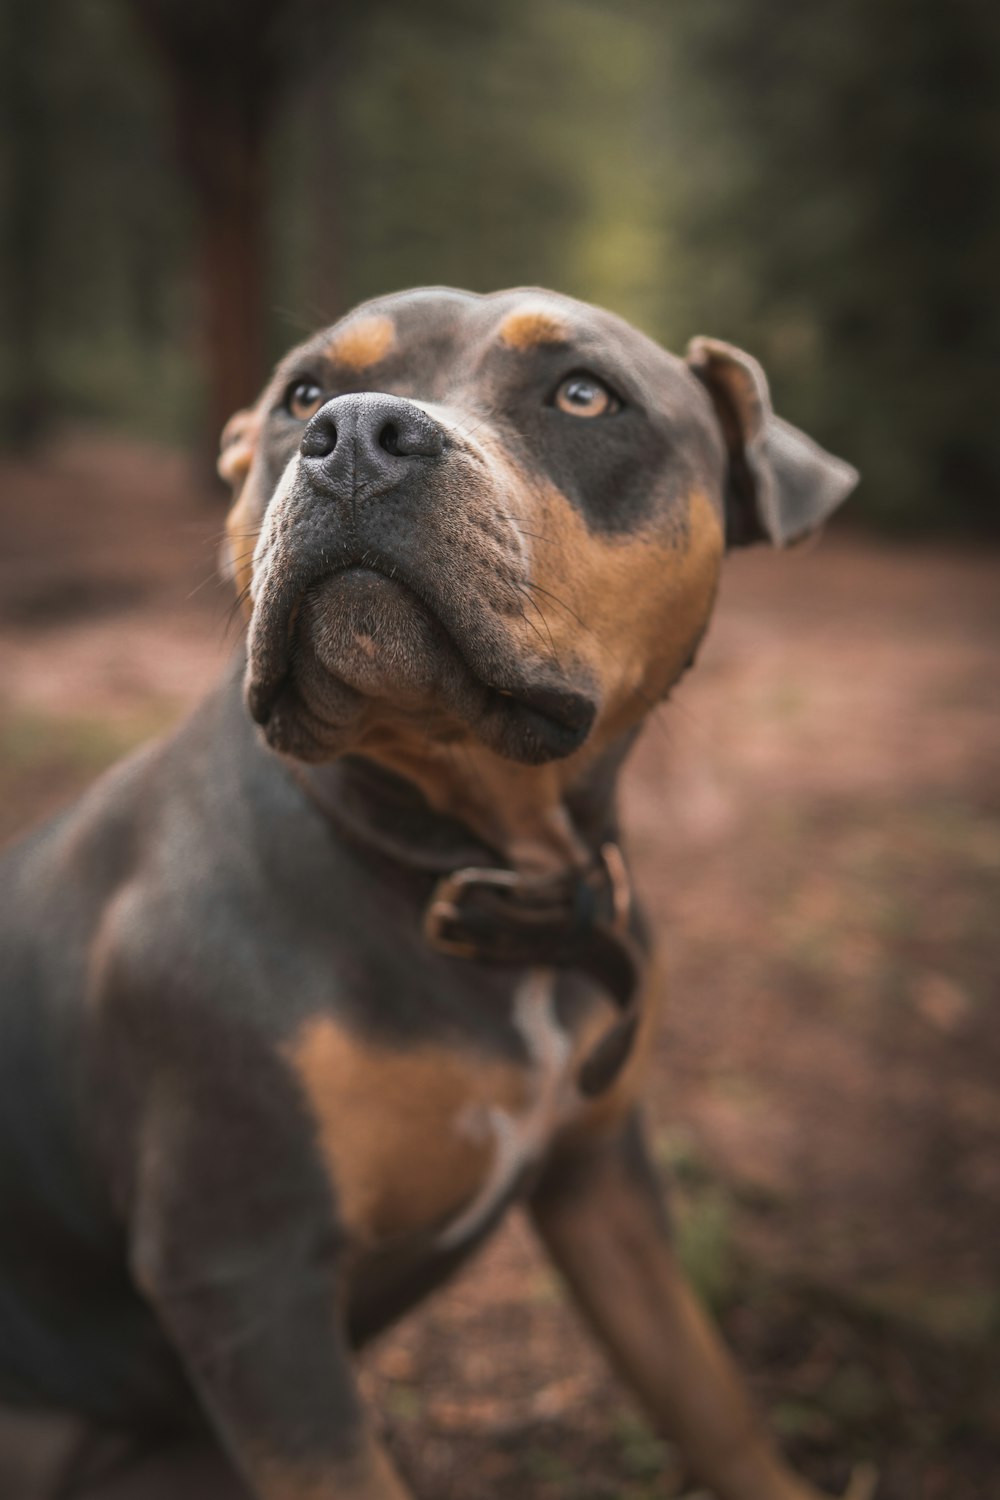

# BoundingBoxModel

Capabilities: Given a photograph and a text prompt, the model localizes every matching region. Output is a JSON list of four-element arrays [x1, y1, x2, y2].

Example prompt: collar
[[424, 840, 641, 1095], [287, 757, 645, 1096]]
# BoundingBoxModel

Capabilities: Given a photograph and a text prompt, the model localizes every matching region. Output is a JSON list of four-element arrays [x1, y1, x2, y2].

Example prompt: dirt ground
[[1, 433, 998, 1499]]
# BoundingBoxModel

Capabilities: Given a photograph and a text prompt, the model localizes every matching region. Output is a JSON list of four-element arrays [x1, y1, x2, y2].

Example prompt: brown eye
[[285, 379, 325, 421], [553, 373, 619, 418]]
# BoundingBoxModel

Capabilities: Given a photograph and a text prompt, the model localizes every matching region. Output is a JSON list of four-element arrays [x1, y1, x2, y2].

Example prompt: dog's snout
[[300, 393, 445, 491]]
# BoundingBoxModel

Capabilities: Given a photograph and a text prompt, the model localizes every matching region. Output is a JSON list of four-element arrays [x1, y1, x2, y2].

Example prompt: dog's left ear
[[686, 336, 859, 548]]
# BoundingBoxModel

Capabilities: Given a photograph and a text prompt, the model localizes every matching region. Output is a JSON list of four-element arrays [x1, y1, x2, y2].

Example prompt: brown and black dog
[[0, 289, 861, 1500]]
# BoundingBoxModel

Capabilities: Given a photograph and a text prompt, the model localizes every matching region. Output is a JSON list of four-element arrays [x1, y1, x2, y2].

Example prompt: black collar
[[287, 756, 645, 1096]]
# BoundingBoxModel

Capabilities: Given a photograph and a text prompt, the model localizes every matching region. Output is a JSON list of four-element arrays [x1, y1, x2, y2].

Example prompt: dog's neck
[[290, 731, 635, 881]]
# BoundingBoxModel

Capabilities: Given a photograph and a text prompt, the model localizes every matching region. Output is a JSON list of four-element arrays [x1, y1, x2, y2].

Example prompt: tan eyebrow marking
[[325, 313, 397, 370], [499, 306, 570, 351]]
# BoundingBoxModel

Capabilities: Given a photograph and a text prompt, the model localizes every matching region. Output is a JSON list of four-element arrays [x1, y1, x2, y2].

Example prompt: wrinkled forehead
[[271, 288, 698, 411]]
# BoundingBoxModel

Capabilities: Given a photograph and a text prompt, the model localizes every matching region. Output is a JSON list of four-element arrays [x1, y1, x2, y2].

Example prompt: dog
[[0, 288, 859, 1500]]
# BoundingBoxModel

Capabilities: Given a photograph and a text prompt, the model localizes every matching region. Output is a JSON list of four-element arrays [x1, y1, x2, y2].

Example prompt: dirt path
[[1, 434, 998, 1499]]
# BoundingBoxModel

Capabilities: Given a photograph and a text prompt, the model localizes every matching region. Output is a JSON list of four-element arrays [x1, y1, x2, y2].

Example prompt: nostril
[[375, 410, 445, 460], [301, 418, 337, 459], [378, 421, 401, 457]]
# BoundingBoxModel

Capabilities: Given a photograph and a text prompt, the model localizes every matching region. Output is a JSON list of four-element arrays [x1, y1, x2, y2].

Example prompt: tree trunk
[[183, 94, 269, 452], [129, 0, 282, 473], [2, 0, 51, 451]]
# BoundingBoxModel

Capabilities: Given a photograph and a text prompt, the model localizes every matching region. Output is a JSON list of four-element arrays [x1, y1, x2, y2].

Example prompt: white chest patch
[[437, 968, 579, 1250]]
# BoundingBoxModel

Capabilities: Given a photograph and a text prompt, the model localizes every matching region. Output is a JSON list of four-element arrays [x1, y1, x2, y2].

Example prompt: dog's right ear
[[218, 407, 259, 493], [218, 406, 265, 598]]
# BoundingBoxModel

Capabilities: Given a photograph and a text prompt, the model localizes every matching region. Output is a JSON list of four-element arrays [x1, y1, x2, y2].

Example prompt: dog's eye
[[552, 374, 620, 419], [285, 379, 325, 421]]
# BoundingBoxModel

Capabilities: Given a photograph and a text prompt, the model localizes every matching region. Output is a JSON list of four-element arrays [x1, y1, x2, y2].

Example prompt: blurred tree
[[661, 0, 1000, 532], [282, 0, 668, 325], [1, 0, 994, 532], [129, 0, 295, 455], [1, 0, 53, 449], [0, 0, 194, 442]]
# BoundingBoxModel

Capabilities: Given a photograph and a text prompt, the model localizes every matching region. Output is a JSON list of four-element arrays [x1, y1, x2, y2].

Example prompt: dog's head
[[221, 288, 857, 769]]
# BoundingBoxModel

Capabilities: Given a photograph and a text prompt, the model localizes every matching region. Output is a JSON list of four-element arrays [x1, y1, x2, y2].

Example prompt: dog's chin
[[246, 569, 597, 766]]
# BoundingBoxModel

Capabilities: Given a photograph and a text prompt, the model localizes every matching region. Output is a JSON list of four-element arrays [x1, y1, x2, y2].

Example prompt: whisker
[[506, 588, 548, 654], [222, 580, 254, 641], [185, 570, 224, 602], [492, 514, 557, 547], [511, 581, 557, 657], [521, 579, 587, 631]]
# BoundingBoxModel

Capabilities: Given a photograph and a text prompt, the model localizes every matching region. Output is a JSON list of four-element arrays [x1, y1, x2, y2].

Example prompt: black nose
[[300, 393, 445, 492]]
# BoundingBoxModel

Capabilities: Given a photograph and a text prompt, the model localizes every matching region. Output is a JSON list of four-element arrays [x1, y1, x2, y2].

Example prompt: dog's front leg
[[128, 1100, 410, 1500], [528, 1112, 840, 1500]]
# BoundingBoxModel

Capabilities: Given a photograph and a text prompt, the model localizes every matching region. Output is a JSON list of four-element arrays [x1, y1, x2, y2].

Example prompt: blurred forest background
[[2, 0, 999, 530], [1, 3, 999, 1498]]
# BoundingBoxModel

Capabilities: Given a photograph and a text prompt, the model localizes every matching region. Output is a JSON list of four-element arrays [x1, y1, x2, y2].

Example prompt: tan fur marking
[[499, 306, 570, 350], [283, 1017, 530, 1244], [353, 731, 591, 876], [326, 314, 397, 370], [529, 485, 724, 738]]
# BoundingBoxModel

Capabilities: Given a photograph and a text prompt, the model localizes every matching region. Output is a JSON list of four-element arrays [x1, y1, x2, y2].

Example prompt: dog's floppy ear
[[218, 406, 260, 493], [686, 336, 858, 548], [218, 405, 266, 595]]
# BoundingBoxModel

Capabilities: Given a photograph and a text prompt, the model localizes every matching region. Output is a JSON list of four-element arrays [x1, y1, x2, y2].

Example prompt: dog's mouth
[[246, 564, 596, 765]]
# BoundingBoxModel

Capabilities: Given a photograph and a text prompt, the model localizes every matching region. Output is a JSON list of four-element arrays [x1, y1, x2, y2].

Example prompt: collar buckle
[[422, 842, 631, 959], [423, 865, 522, 958]]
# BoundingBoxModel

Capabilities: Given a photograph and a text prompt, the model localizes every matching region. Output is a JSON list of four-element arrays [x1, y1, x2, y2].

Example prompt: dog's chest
[[283, 970, 586, 1251]]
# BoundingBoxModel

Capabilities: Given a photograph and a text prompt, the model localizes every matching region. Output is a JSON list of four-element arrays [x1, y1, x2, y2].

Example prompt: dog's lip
[[247, 562, 597, 751]]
